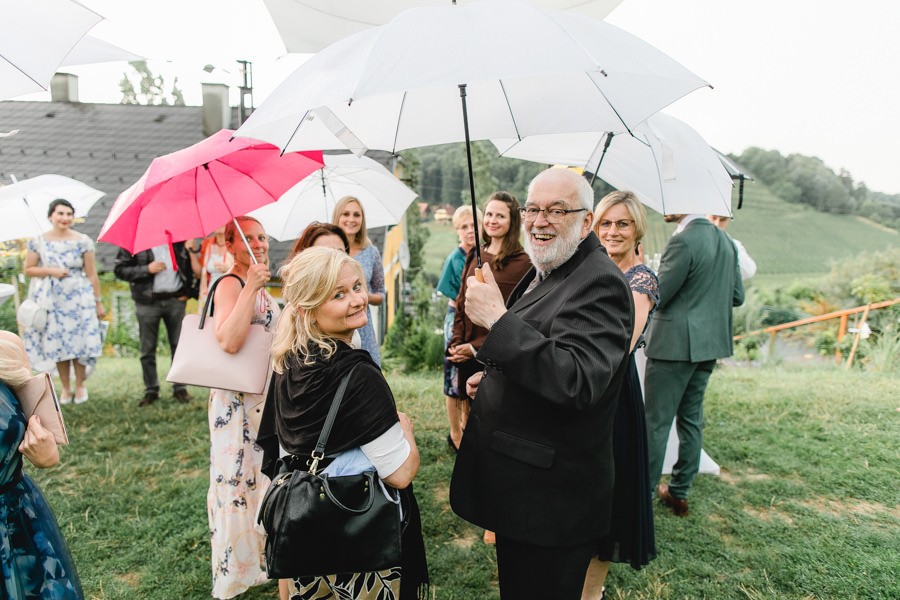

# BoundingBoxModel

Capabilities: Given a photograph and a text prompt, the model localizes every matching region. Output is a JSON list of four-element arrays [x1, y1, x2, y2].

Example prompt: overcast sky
[[15, 0, 900, 194]]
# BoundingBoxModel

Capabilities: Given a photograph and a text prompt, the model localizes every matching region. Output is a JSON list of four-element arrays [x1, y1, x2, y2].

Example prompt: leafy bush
[[383, 261, 447, 372]]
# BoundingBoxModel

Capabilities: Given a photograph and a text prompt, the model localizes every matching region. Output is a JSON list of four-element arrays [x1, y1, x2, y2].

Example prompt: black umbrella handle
[[458, 84, 483, 278]]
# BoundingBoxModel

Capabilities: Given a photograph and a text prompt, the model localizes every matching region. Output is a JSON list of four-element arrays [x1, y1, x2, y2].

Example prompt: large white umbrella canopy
[[0, 0, 103, 100], [249, 154, 418, 241], [60, 35, 143, 67], [235, 0, 710, 155], [0, 175, 105, 242], [493, 112, 734, 216], [263, 0, 624, 53]]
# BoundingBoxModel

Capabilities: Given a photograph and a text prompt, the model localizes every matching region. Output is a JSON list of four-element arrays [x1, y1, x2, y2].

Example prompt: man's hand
[[147, 261, 166, 274], [464, 262, 507, 329], [465, 371, 484, 399]]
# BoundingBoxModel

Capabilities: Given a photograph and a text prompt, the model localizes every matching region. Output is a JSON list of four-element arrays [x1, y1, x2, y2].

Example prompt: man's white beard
[[524, 219, 583, 273]]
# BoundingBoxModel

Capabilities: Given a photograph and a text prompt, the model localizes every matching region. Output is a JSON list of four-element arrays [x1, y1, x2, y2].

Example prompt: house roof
[[0, 99, 392, 272], [0, 100, 205, 270]]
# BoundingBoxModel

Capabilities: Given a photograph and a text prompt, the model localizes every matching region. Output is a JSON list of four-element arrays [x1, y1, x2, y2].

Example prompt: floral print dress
[[352, 244, 385, 366], [0, 382, 83, 599], [22, 236, 102, 373], [207, 289, 280, 599]]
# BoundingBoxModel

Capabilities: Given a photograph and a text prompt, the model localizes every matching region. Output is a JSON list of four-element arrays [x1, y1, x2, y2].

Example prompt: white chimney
[[202, 83, 231, 136], [50, 73, 79, 103]]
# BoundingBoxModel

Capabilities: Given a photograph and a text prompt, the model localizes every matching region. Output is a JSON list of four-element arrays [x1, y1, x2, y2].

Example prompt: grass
[[29, 358, 899, 599], [422, 221, 463, 280]]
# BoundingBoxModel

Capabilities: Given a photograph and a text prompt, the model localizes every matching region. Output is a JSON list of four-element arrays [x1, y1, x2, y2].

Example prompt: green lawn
[[29, 358, 899, 599], [422, 220, 463, 280]]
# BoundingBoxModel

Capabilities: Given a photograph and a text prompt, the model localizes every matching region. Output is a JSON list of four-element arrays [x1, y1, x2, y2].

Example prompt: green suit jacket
[[645, 219, 744, 362]]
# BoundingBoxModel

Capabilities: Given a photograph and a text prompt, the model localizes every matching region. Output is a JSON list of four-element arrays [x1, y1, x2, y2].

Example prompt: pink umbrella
[[99, 129, 324, 257]]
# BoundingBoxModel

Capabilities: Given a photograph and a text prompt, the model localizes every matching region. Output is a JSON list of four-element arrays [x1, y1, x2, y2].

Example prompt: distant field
[[422, 183, 898, 288], [635, 182, 897, 281], [423, 221, 463, 279]]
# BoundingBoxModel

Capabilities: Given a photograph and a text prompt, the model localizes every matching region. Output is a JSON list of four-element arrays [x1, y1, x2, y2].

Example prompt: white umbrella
[[236, 0, 708, 265], [249, 154, 418, 241], [60, 35, 143, 67], [263, 0, 624, 53], [0, 175, 105, 243], [493, 112, 734, 216], [0, 0, 103, 100], [236, 0, 709, 155]]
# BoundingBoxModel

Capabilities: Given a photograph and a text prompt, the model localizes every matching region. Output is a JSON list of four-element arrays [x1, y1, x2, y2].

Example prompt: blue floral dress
[[22, 236, 102, 373], [352, 245, 385, 366], [0, 382, 83, 599]]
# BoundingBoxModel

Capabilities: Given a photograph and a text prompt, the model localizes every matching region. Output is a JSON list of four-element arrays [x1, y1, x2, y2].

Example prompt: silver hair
[[527, 169, 594, 212]]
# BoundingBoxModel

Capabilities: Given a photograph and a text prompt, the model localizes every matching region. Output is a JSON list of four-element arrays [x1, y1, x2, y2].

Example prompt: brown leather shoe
[[138, 392, 159, 407], [658, 483, 689, 516], [173, 389, 191, 403]]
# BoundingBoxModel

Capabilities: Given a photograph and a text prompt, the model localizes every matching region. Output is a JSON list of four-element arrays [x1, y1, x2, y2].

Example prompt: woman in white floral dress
[[22, 199, 104, 403], [207, 216, 280, 599]]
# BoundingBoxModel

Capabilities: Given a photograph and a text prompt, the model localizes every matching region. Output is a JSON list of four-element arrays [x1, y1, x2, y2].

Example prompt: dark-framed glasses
[[596, 219, 634, 232], [519, 206, 587, 224]]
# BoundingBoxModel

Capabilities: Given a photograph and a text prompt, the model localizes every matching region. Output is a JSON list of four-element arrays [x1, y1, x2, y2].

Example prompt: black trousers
[[495, 534, 595, 599], [134, 298, 186, 395]]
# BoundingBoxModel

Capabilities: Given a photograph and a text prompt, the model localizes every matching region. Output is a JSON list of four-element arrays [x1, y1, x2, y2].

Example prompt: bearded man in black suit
[[450, 168, 634, 599]]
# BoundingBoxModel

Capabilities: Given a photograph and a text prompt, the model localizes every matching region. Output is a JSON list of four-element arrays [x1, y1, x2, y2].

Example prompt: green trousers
[[644, 358, 716, 499]]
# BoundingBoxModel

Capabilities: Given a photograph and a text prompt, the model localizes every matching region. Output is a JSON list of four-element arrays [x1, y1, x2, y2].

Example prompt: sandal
[[74, 387, 88, 404]]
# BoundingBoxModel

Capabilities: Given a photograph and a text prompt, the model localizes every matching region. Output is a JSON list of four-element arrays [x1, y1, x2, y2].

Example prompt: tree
[[120, 61, 185, 106]]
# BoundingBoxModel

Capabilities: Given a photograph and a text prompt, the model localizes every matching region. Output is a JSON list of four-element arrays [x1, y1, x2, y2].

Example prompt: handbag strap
[[199, 273, 244, 327], [308, 363, 361, 474]]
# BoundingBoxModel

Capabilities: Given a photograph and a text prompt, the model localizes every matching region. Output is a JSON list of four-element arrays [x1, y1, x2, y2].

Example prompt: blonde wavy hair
[[332, 196, 370, 248], [272, 247, 367, 371], [592, 190, 648, 243], [0, 335, 31, 387]]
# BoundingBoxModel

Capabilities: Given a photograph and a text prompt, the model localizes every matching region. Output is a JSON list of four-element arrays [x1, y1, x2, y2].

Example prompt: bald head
[[527, 168, 595, 212]]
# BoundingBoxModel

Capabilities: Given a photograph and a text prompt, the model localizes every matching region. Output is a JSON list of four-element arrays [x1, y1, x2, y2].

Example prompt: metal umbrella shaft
[[458, 84, 483, 275], [203, 163, 259, 264], [588, 132, 614, 187]]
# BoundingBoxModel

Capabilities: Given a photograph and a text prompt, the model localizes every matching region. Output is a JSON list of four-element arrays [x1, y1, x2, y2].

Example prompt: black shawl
[[256, 343, 430, 598]]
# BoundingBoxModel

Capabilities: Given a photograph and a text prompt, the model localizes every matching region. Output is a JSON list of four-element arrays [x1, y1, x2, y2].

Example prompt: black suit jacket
[[449, 233, 634, 547], [113, 243, 198, 304]]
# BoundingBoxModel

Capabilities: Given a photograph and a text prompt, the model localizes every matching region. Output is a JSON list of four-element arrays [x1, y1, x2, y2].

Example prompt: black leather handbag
[[258, 366, 403, 579]]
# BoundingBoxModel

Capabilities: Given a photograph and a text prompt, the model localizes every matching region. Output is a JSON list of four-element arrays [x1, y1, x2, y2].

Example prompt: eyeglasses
[[596, 219, 634, 232], [519, 206, 587, 224]]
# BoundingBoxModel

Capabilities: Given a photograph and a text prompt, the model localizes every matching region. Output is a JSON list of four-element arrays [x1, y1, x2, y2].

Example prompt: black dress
[[597, 264, 658, 569]]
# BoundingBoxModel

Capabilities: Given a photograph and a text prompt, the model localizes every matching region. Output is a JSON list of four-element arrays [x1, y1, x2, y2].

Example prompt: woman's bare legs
[[582, 558, 610, 600], [56, 360, 72, 402], [73, 360, 88, 402]]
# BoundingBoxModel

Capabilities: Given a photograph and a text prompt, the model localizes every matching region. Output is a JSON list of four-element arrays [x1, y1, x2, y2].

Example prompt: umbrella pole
[[231, 217, 259, 265], [458, 84, 483, 278], [205, 164, 258, 265], [588, 132, 614, 187]]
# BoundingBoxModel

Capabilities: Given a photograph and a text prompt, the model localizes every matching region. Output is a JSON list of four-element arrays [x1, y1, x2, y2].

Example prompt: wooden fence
[[733, 297, 900, 366]]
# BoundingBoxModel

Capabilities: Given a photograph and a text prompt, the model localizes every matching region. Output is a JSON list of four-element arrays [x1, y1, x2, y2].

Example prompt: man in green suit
[[645, 214, 744, 516]]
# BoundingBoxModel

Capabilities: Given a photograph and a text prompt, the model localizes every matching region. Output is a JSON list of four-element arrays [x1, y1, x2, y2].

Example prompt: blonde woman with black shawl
[[258, 248, 429, 599]]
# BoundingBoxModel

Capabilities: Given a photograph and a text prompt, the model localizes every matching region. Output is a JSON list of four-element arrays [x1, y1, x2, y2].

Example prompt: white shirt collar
[[674, 214, 706, 235]]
